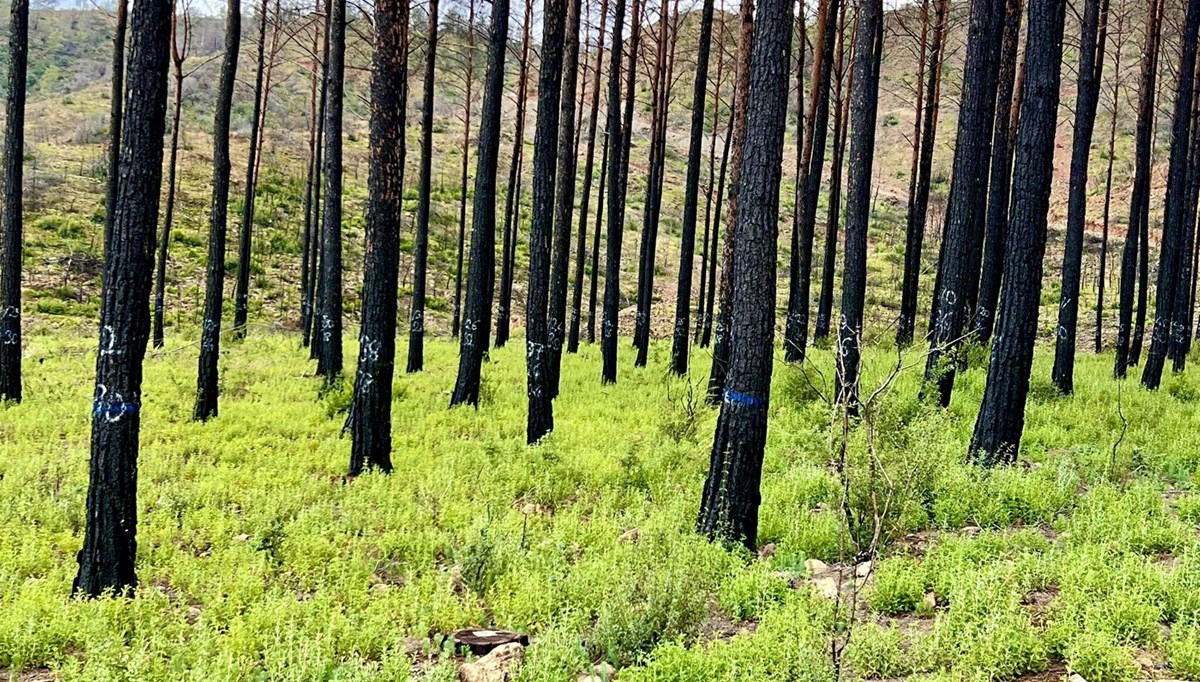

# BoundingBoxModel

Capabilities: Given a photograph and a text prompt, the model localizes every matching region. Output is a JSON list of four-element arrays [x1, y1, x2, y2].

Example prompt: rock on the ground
[[459, 642, 525, 682], [577, 662, 617, 681], [619, 528, 640, 543], [812, 576, 840, 600], [804, 558, 829, 576]]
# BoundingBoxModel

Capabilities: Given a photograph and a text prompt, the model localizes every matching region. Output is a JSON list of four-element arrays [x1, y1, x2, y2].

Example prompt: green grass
[[3, 327, 1200, 680]]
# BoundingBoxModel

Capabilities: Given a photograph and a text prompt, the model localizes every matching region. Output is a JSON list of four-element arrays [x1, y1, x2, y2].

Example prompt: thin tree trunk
[[408, 0, 439, 373], [1097, 12, 1122, 353], [1051, 0, 1104, 393], [549, 0, 581, 396], [669, 0, 716, 374], [194, 0, 241, 421], [316, 0, 347, 380], [973, 0, 1022, 344], [73, 0, 172, 598], [897, 0, 948, 345], [451, 0, 509, 407], [301, 3, 324, 348], [452, 0, 477, 339], [814, 4, 850, 342], [102, 0, 128, 271], [696, 16, 725, 345], [588, 131, 609, 344], [152, 7, 188, 351], [232, 0, 270, 341], [570, 0, 609, 353], [600, 0, 641, 383], [835, 0, 882, 411], [706, 0, 754, 402], [702, 103, 735, 348], [497, 0, 533, 349]]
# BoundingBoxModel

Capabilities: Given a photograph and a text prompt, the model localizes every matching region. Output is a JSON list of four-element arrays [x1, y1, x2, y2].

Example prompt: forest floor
[[3, 326, 1200, 681]]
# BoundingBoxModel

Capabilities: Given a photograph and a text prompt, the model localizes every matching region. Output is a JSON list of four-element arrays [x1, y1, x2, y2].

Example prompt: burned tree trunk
[[670, 0, 716, 375], [194, 0, 241, 421], [703, 106, 735, 348], [783, 0, 840, 361], [835, 0, 882, 410], [102, 0, 127, 268], [1116, 0, 1163, 376], [706, 0, 754, 402], [570, 0, 609, 353], [451, 0, 510, 407], [548, 0, 581, 396], [408, 0, 439, 373], [697, 0, 791, 549], [1097, 9, 1123, 353], [1051, 0, 1104, 394], [73, 0, 172, 598], [316, 0, 347, 380], [588, 132, 609, 344], [0, 0, 28, 403], [232, 0, 270, 341], [1142, 0, 1200, 389], [525, 0, 566, 442], [496, 0, 533, 349], [600, 0, 640, 383], [897, 0, 948, 346], [973, 0, 1022, 344], [452, 0, 477, 339], [152, 7, 189, 351], [922, 0, 1005, 407], [348, 0, 408, 475], [814, 3, 849, 343], [971, 0, 1066, 463]]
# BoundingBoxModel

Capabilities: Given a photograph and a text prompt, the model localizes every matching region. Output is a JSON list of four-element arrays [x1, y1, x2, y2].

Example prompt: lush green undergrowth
[[3, 327, 1200, 681]]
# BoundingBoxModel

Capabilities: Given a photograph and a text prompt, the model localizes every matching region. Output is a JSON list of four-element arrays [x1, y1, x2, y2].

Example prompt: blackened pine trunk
[[408, 0, 439, 373], [1116, 0, 1162, 376], [152, 10, 187, 351], [1172, 67, 1200, 370], [1050, 0, 1102, 394], [526, 0, 566, 442], [0, 0, 28, 403], [669, 0, 715, 375], [452, 0, 477, 339], [232, 0, 269, 341], [1096, 25, 1121, 353], [970, 0, 1066, 463], [783, 0, 839, 361], [702, 109, 734, 348], [570, 0, 609, 353], [496, 0, 533, 349], [317, 0, 347, 379], [549, 0, 581, 395], [451, 0, 509, 407], [633, 0, 673, 366], [600, 0, 636, 383], [102, 0, 128, 268], [308, 0, 331, 359], [835, 0, 882, 410], [300, 6, 323, 348], [73, 0, 171, 598], [1132, 205, 1150, 364], [897, 0, 948, 345], [706, 0, 754, 402], [814, 6, 850, 342], [896, 0, 930, 343], [1142, 0, 1200, 389], [587, 132, 609, 344], [696, 34, 726, 346], [922, 0, 1005, 407], [348, 0, 407, 475], [973, 0, 1022, 344], [697, 0, 791, 549], [194, 0, 241, 422]]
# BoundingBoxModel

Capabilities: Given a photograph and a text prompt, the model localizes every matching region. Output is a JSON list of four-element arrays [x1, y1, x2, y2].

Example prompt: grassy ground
[[3, 324, 1200, 681]]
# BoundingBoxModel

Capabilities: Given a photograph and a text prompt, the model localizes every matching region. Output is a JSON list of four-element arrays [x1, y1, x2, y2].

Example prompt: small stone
[[1069, 674, 1087, 682], [923, 592, 937, 610], [233, 533, 251, 543], [757, 543, 776, 561], [577, 662, 617, 681], [186, 605, 202, 624], [368, 573, 383, 585], [459, 642, 525, 682], [812, 576, 840, 600], [619, 528, 640, 543], [804, 558, 829, 576], [962, 525, 981, 536], [855, 561, 873, 578], [370, 582, 392, 594]]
